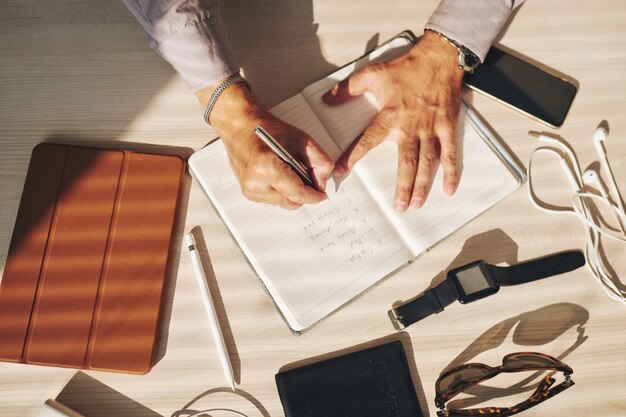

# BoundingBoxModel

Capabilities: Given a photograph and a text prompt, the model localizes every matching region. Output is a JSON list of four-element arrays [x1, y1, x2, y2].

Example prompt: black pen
[[254, 125, 317, 188]]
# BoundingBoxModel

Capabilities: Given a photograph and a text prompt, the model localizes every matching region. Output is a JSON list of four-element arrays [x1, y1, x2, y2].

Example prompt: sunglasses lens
[[438, 366, 491, 394], [505, 353, 560, 370]]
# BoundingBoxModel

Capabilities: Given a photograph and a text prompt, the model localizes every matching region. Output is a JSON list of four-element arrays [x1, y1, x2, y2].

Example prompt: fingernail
[[323, 85, 338, 101], [332, 166, 348, 179], [410, 197, 423, 209], [444, 185, 456, 197], [394, 201, 408, 213]]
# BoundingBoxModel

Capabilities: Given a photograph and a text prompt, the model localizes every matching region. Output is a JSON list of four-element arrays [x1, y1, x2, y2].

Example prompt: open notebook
[[189, 32, 526, 333]]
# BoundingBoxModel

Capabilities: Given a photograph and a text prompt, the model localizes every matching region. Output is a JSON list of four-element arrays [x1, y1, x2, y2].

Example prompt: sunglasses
[[435, 352, 574, 417]]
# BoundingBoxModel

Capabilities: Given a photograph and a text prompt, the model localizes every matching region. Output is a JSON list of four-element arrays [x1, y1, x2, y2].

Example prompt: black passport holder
[[275, 340, 424, 417]]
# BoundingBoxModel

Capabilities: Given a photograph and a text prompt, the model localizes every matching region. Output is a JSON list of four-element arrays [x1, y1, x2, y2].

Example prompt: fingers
[[410, 136, 436, 210], [333, 112, 391, 178], [322, 68, 374, 105], [270, 158, 328, 204], [435, 113, 459, 197], [393, 140, 420, 212], [394, 104, 459, 211], [240, 153, 327, 209], [246, 185, 303, 211], [396, 129, 457, 212], [333, 113, 458, 213], [305, 140, 334, 191]]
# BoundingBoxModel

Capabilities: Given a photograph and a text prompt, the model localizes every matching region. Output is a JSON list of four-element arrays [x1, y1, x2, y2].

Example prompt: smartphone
[[464, 45, 578, 128]]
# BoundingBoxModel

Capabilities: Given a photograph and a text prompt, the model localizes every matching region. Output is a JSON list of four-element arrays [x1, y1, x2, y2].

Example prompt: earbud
[[582, 168, 610, 198], [593, 126, 608, 159]]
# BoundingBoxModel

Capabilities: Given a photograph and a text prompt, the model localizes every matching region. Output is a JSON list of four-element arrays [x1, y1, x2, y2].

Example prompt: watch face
[[464, 52, 480, 69], [450, 261, 499, 303], [459, 47, 480, 71], [456, 265, 491, 294]]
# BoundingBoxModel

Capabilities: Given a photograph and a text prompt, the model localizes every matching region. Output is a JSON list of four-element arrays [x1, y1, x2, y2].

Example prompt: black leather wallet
[[275, 340, 424, 417]]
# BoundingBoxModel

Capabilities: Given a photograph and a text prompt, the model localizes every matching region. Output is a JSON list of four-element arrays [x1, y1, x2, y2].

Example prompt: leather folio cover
[[275, 340, 424, 417], [0, 143, 185, 374]]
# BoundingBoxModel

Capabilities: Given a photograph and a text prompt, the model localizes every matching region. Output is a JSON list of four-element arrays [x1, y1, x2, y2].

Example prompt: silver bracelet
[[203, 75, 251, 125]]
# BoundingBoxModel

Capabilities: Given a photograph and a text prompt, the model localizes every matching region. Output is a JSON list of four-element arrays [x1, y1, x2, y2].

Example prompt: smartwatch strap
[[389, 277, 459, 330], [489, 250, 585, 286]]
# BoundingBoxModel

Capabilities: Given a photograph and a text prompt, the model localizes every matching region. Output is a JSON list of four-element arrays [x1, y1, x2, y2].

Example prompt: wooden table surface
[[1, 1, 625, 416]]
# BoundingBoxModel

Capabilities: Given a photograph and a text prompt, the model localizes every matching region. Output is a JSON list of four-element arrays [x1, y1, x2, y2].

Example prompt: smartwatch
[[424, 28, 481, 73], [388, 250, 585, 330]]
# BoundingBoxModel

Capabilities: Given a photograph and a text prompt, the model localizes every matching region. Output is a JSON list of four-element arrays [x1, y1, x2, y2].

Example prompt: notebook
[[0, 143, 185, 373], [188, 31, 526, 333], [275, 340, 424, 417]]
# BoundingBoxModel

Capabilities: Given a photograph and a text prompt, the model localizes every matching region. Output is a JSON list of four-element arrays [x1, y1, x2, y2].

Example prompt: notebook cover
[[275, 340, 424, 417], [0, 143, 184, 374]]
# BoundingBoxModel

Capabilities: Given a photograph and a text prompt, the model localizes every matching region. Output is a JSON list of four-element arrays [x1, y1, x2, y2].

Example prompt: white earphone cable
[[528, 142, 626, 303]]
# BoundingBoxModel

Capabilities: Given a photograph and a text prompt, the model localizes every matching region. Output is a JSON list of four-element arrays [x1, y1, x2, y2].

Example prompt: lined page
[[188, 94, 412, 331]]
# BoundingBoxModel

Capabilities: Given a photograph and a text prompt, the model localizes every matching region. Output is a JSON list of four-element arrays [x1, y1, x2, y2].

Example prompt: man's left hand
[[323, 31, 465, 213]]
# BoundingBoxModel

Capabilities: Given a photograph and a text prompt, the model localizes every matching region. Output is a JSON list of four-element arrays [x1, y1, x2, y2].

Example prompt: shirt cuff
[[425, 0, 515, 62], [154, 14, 240, 91]]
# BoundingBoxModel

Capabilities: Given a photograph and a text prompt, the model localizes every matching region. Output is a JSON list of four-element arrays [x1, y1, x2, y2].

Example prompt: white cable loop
[[175, 408, 248, 417], [528, 145, 626, 303]]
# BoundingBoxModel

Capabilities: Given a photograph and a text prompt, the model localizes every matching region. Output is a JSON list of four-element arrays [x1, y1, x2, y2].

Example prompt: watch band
[[389, 278, 459, 330], [388, 250, 586, 330], [424, 28, 480, 72], [489, 250, 586, 286]]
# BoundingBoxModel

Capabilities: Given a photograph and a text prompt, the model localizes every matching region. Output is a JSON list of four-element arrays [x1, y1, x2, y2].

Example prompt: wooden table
[[1, 1, 625, 416]]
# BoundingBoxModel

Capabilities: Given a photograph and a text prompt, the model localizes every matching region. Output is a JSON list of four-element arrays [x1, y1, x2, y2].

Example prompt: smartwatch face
[[450, 261, 499, 304]]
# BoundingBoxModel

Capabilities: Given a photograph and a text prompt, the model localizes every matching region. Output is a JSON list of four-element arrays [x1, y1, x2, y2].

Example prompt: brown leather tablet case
[[0, 143, 185, 374]]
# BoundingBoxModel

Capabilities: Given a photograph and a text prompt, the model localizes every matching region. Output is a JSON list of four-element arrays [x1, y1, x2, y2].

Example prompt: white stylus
[[185, 232, 235, 390]]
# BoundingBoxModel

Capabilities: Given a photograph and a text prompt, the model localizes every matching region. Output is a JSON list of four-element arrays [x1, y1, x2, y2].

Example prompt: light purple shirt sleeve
[[123, 0, 525, 92], [426, 0, 526, 61], [122, 0, 239, 91]]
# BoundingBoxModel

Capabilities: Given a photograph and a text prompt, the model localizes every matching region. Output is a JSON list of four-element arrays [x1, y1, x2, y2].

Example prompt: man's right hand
[[196, 77, 334, 210]]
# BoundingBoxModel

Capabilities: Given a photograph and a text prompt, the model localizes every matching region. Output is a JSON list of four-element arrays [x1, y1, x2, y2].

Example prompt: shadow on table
[[171, 387, 271, 417], [442, 302, 589, 410], [392, 228, 520, 310], [391, 229, 588, 410], [56, 372, 162, 417], [1, 0, 353, 270], [186, 225, 241, 385], [221, 0, 339, 108]]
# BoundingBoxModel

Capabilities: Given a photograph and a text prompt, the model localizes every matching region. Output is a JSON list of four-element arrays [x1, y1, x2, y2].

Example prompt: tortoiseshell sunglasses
[[435, 352, 574, 417]]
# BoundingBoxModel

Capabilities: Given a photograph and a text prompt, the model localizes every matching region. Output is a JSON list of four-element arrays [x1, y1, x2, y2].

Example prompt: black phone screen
[[464, 46, 577, 127]]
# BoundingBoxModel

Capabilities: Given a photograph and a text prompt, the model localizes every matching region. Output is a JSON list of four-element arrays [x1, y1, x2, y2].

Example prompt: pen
[[184, 232, 236, 390], [254, 125, 316, 188]]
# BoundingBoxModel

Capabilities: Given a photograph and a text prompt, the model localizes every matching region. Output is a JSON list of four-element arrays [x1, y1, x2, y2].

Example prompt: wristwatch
[[388, 250, 586, 330], [424, 28, 481, 73]]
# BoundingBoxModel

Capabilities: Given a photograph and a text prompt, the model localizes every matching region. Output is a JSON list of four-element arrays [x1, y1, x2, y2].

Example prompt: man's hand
[[323, 31, 464, 212], [196, 80, 334, 210]]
